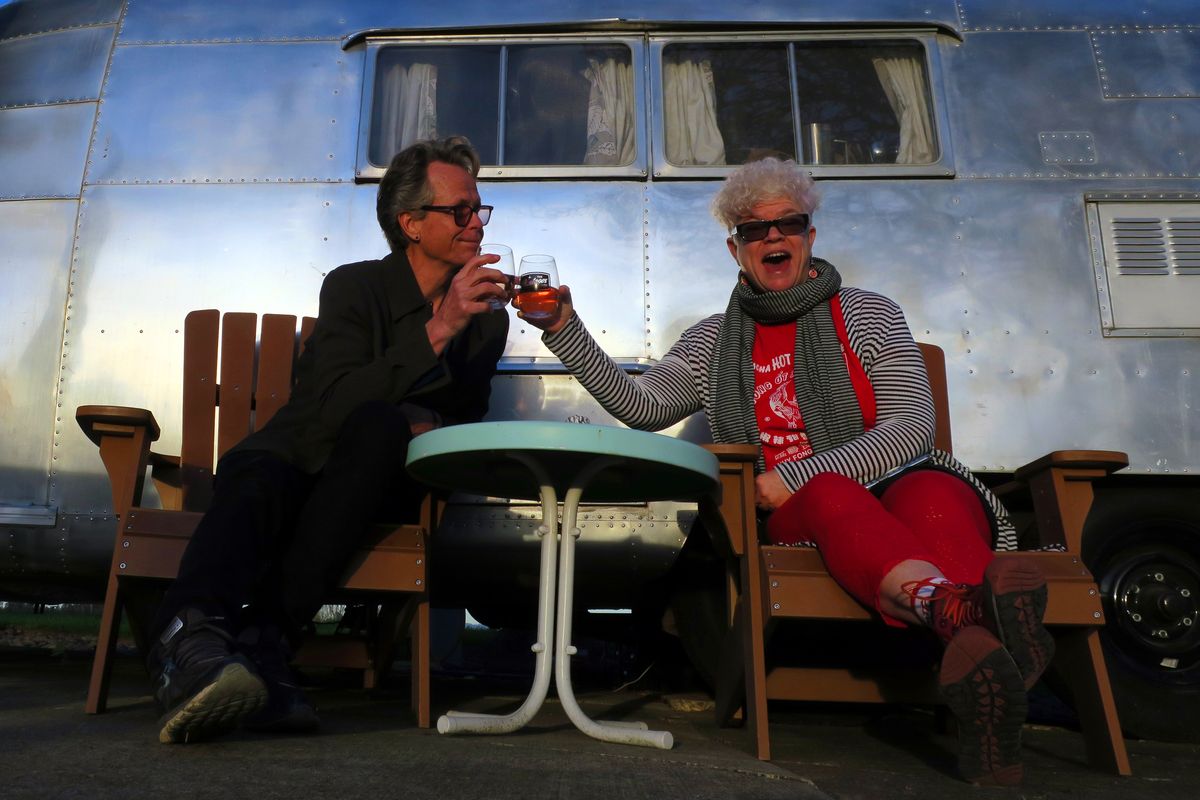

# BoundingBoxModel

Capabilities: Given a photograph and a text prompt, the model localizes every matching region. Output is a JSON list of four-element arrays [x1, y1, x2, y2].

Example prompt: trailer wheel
[[1082, 490, 1200, 742]]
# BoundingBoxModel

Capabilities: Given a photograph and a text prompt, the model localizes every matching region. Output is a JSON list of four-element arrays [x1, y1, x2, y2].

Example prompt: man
[[147, 136, 510, 743]]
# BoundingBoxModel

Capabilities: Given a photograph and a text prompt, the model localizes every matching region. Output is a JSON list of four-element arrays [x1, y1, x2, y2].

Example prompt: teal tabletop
[[406, 421, 718, 503]]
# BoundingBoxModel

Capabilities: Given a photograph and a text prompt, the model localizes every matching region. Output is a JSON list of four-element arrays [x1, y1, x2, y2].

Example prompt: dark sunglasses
[[420, 203, 493, 227], [733, 213, 811, 243]]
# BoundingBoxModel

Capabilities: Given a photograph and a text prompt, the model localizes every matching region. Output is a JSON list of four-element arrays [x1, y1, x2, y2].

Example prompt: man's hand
[[755, 469, 792, 512], [518, 283, 575, 335], [426, 253, 509, 354], [409, 421, 438, 436], [400, 403, 441, 437]]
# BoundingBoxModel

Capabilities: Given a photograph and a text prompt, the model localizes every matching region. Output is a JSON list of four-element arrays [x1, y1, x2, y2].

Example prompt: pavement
[[1, 642, 1198, 800]]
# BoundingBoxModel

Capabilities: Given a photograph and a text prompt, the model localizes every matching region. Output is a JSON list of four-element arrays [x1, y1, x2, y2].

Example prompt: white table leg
[[437, 454, 559, 735], [552, 460, 674, 750]]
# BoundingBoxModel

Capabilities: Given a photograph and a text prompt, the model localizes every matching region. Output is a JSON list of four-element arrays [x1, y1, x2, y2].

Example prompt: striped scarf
[[709, 257, 864, 473]]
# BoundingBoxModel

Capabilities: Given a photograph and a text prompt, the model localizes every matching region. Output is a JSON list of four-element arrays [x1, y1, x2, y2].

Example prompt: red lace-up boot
[[940, 626, 1028, 785], [902, 557, 1054, 690]]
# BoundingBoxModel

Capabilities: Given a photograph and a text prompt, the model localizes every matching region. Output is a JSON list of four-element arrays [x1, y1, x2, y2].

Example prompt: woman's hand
[[755, 469, 792, 512], [517, 284, 575, 335]]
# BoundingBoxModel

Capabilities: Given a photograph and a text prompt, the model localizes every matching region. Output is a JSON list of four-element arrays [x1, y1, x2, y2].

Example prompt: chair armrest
[[700, 444, 759, 561], [149, 453, 184, 511], [1001, 449, 1129, 553], [77, 405, 161, 446], [1013, 450, 1129, 482], [703, 443, 759, 463], [76, 405, 162, 517]]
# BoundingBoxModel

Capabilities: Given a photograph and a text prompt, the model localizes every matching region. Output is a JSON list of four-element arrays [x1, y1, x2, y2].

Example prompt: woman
[[522, 158, 1049, 786]]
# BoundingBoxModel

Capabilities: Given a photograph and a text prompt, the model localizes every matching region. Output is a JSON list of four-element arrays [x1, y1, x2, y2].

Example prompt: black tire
[[1081, 488, 1200, 743]]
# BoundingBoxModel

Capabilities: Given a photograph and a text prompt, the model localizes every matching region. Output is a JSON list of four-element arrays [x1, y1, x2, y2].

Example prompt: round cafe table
[[406, 421, 719, 750]]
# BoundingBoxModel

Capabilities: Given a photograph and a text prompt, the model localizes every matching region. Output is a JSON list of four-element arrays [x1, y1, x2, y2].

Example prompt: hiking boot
[[903, 557, 1054, 689], [940, 625, 1027, 786], [980, 558, 1055, 690], [238, 625, 319, 733], [147, 608, 268, 744]]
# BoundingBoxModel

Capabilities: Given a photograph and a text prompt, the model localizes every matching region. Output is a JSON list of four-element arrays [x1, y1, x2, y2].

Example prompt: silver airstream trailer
[[2, 0, 1198, 740]]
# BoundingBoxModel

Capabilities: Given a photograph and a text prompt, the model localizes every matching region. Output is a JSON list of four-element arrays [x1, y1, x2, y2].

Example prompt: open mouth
[[762, 251, 791, 267]]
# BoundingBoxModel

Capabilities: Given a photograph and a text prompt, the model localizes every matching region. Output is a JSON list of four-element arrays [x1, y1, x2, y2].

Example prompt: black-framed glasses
[[420, 203, 493, 227], [733, 213, 811, 243]]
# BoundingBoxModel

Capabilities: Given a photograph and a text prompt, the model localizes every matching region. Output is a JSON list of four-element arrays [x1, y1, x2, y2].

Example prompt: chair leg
[[736, 532, 774, 763], [714, 601, 746, 727], [715, 597, 775, 762], [372, 602, 407, 690], [410, 595, 431, 728], [86, 573, 123, 714], [744, 601, 772, 760], [360, 604, 380, 690], [1051, 628, 1132, 775]]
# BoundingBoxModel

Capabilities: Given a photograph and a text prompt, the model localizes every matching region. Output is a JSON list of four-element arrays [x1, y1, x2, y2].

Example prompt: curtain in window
[[583, 58, 635, 166], [378, 63, 438, 163], [872, 56, 935, 164], [663, 59, 726, 166]]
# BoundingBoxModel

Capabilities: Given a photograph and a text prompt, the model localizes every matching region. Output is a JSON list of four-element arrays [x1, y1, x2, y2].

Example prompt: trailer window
[[370, 46, 501, 167], [368, 43, 635, 169], [661, 39, 937, 167]]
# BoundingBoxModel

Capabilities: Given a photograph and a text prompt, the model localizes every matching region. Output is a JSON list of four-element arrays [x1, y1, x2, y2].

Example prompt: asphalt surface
[[2, 643, 1198, 800]]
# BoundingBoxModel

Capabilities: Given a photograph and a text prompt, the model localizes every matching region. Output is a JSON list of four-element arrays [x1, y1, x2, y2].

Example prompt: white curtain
[[872, 55, 935, 164], [377, 63, 438, 163], [662, 59, 726, 166], [583, 58, 636, 165]]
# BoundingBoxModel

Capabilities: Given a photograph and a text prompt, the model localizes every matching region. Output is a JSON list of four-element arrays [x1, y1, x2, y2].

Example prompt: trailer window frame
[[648, 30, 955, 179], [354, 34, 648, 182]]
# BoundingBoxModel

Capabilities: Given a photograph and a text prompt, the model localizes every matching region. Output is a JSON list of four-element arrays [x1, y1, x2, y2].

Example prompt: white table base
[[436, 454, 673, 750]]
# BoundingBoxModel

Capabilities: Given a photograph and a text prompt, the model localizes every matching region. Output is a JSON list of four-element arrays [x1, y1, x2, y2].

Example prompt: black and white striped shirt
[[544, 286, 1018, 550]]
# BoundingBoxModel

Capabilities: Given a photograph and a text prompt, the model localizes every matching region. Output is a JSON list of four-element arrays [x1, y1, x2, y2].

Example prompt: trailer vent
[[1089, 200, 1200, 336], [1107, 213, 1200, 277], [1112, 218, 1168, 275], [1170, 218, 1200, 275]]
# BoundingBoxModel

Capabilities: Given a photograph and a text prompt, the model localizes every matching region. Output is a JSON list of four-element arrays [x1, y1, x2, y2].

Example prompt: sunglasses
[[733, 213, 811, 243], [420, 203, 493, 227]]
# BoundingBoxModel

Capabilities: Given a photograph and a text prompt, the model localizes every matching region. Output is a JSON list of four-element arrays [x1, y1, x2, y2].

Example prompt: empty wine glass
[[515, 254, 560, 321], [479, 243, 516, 311]]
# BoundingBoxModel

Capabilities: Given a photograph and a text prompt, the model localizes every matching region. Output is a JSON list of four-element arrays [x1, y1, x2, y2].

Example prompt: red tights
[[765, 470, 994, 626]]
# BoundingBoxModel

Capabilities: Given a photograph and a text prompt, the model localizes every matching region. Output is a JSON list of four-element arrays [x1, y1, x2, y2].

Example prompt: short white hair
[[710, 158, 821, 231]]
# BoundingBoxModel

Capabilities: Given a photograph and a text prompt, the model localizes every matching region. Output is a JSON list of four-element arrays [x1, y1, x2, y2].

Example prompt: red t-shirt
[[753, 321, 812, 467], [752, 295, 877, 469]]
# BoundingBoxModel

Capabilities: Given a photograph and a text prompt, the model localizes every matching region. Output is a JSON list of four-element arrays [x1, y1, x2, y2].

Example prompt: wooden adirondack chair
[[700, 342, 1132, 775], [77, 310, 432, 726]]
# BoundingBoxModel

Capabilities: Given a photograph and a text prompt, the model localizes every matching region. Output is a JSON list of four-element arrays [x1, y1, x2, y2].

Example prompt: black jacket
[[234, 250, 509, 473]]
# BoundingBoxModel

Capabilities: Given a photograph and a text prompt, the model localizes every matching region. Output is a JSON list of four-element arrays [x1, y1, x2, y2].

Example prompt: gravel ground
[[0, 620, 133, 655]]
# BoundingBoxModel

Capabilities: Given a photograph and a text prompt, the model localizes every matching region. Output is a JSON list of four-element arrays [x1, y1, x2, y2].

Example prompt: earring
[[808, 267, 818, 279], [412, 235, 421, 243]]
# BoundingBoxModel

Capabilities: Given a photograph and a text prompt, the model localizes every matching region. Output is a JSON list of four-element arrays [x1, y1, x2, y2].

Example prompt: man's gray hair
[[376, 136, 481, 252], [710, 158, 821, 231]]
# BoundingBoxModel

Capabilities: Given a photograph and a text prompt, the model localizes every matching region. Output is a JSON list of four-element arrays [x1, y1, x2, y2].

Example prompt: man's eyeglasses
[[733, 213, 811, 243], [420, 204, 493, 227]]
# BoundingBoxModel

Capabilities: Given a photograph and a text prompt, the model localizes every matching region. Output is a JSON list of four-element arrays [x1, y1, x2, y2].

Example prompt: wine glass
[[479, 243, 516, 311], [515, 254, 560, 321]]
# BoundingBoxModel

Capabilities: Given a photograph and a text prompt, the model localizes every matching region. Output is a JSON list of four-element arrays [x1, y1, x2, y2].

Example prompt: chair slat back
[[180, 310, 221, 509], [216, 313, 257, 458], [917, 342, 952, 455], [299, 316, 316, 355], [180, 311, 314, 511], [255, 314, 299, 430]]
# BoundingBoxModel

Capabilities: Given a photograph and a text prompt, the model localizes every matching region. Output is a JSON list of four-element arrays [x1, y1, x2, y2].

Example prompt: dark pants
[[153, 401, 427, 647]]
